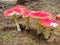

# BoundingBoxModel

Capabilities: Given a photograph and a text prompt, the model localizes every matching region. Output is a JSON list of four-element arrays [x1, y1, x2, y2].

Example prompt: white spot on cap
[[31, 11, 36, 13], [50, 23, 58, 28]]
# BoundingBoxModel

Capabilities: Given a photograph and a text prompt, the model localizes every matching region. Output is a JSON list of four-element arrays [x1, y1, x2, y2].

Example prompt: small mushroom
[[23, 10, 32, 30], [4, 7, 24, 31], [30, 11, 51, 34], [39, 19, 60, 39], [56, 14, 60, 20]]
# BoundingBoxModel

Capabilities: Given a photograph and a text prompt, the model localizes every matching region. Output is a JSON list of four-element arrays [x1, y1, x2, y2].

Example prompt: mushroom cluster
[[4, 5, 60, 39]]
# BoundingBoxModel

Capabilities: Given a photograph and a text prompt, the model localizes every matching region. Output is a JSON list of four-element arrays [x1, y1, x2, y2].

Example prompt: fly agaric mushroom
[[4, 8, 24, 31], [56, 14, 60, 20], [30, 11, 52, 34], [39, 19, 60, 39], [23, 10, 32, 30]]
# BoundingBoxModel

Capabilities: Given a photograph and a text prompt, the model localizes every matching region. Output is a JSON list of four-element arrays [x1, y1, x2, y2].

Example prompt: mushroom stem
[[37, 19, 42, 34], [13, 14, 21, 31], [44, 27, 50, 39], [25, 16, 29, 30]]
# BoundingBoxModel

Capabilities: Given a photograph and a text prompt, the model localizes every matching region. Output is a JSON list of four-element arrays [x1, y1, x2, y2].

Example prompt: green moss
[[0, 33, 15, 40]]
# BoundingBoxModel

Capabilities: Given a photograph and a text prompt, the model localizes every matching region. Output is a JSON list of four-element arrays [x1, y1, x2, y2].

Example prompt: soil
[[0, 0, 60, 45]]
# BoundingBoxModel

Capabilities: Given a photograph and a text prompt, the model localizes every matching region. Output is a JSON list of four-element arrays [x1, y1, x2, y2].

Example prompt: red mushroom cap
[[23, 10, 32, 17], [4, 8, 23, 16], [4, 8, 13, 16], [13, 8, 24, 14], [56, 14, 60, 20], [39, 19, 60, 28], [30, 11, 52, 19], [14, 5, 25, 10]]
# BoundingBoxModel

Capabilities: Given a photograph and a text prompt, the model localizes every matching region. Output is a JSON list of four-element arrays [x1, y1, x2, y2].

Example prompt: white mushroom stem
[[25, 16, 30, 30], [44, 27, 50, 39], [37, 19, 42, 34], [13, 14, 21, 31]]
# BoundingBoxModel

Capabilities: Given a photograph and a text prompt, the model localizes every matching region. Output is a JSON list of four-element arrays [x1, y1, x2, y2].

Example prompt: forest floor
[[0, 0, 60, 45]]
